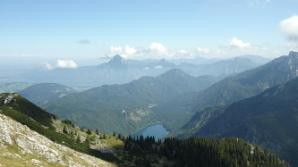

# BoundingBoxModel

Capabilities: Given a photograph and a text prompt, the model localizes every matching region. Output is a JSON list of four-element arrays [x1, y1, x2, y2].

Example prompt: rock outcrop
[[0, 113, 115, 167]]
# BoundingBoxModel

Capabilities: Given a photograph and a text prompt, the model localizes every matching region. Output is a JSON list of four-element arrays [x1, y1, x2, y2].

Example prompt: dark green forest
[[119, 136, 288, 167]]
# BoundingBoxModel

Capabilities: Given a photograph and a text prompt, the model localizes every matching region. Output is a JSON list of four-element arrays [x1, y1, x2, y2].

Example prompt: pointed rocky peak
[[267, 51, 298, 69], [105, 55, 127, 68], [108, 55, 125, 64], [288, 51, 298, 58], [285, 51, 298, 72]]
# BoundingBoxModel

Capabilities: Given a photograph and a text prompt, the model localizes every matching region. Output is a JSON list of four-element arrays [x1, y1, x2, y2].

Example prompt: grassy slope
[[0, 93, 123, 163], [0, 145, 63, 167]]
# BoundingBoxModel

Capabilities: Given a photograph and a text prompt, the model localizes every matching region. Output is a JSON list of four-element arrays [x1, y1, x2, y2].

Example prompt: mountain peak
[[110, 54, 124, 61], [289, 51, 298, 57], [106, 55, 127, 68], [270, 51, 298, 69]]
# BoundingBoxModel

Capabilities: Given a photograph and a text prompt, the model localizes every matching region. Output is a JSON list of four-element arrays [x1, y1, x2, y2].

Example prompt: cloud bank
[[57, 59, 78, 69], [110, 46, 138, 58], [46, 59, 78, 70], [109, 42, 170, 59], [197, 47, 210, 55], [280, 15, 298, 41], [105, 37, 290, 60], [149, 42, 168, 55], [229, 37, 251, 49]]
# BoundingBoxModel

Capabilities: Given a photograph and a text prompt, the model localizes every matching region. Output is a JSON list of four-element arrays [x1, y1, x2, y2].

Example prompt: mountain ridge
[[45, 69, 216, 135], [194, 76, 298, 166], [194, 51, 298, 109], [19, 83, 76, 107], [15, 54, 267, 90]]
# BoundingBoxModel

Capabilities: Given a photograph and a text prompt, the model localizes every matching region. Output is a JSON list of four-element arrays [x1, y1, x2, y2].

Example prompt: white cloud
[[197, 47, 210, 55], [110, 46, 123, 54], [45, 59, 78, 70], [105, 40, 280, 60], [109, 45, 138, 58], [178, 49, 188, 54], [57, 59, 78, 69], [109, 43, 168, 59], [229, 37, 251, 49], [149, 42, 168, 55], [104, 40, 282, 60], [124, 46, 137, 56], [280, 15, 298, 41]]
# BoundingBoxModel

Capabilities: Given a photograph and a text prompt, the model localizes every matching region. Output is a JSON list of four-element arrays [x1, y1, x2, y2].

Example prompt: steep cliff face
[[0, 113, 115, 167]]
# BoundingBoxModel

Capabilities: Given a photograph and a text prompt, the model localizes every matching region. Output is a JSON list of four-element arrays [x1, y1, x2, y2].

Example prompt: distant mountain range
[[180, 55, 269, 77], [100, 55, 176, 70], [21, 55, 176, 90], [44, 69, 216, 135], [4, 54, 267, 90], [0, 82, 31, 93], [194, 51, 298, 109]]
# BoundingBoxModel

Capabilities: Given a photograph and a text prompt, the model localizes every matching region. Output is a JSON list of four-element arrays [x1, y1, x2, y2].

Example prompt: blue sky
[[0, 0, 298, 64]]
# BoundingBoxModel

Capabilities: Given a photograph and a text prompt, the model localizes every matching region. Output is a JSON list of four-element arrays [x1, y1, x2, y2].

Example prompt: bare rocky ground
[[0, 113, 116, 167]]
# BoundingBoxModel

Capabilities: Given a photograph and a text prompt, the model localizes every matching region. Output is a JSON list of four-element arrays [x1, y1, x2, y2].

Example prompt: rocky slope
[[0, 113, 115, 167]]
